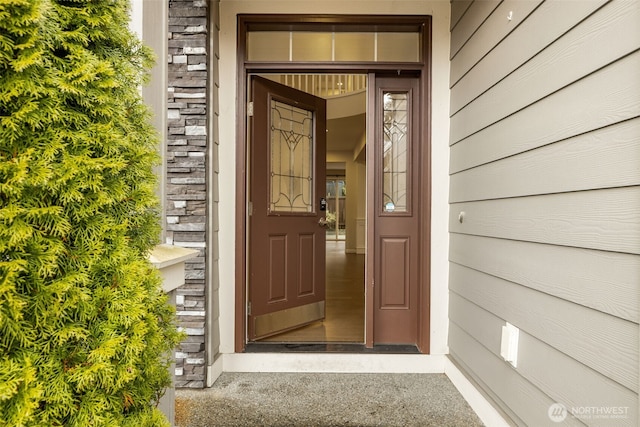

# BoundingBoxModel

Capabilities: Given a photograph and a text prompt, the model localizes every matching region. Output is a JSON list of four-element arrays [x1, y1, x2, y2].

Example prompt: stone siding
[[167, 0, 209, 388]]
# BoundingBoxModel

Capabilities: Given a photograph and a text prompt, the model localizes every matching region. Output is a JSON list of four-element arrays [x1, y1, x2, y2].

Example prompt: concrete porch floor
[[175, 372, 485, 426]]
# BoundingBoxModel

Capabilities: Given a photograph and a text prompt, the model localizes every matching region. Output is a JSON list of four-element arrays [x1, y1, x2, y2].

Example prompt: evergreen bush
[[0, 0, 181, 425]]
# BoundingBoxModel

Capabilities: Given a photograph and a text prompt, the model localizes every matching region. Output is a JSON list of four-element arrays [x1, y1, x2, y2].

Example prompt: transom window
[[241, 16, 427, 65], [247, 31, 422, 63]]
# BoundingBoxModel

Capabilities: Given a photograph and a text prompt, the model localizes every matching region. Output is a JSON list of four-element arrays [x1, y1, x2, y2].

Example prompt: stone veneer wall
[[167, 0, 211, 388]]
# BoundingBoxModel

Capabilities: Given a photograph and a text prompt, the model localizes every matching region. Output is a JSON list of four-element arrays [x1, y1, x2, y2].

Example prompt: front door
[[248, 76, 327, 340]]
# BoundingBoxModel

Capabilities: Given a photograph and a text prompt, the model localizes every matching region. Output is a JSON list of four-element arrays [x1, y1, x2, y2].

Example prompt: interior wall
[[326, 150, 360, 253], [355, 162, 366, 254], [218, 0, 452, 356]]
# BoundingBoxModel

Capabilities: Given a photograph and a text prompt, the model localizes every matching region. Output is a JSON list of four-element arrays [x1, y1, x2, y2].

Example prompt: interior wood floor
[[261, 240, 365, 343]]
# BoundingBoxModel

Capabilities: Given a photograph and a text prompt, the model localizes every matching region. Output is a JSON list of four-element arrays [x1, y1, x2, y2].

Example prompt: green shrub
[[0, 1, 181, 425]]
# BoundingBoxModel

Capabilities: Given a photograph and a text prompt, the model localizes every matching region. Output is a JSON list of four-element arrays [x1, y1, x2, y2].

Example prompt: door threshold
[[245, 343, 420, 354]]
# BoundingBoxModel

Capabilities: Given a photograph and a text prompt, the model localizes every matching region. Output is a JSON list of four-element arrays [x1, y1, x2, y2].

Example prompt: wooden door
[[248, 76, 327, 340], [373, 77, 421, 345]]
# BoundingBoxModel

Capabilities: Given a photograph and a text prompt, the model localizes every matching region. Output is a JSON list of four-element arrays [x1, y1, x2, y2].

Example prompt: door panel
[[268, 235, 287, 302], [298, 233, 316, 296], [373, 77, 420, 345], [249, 76, 327, 340], [381, 237, 410, 308]]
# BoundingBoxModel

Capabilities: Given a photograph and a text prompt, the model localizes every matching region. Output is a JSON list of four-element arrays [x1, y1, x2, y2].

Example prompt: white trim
[[222, 353, 446, 373], [129, 0, 143, 38], [206, 355, 224, 387], [149, 244, 198, 294], [444, 357, 511, 427]]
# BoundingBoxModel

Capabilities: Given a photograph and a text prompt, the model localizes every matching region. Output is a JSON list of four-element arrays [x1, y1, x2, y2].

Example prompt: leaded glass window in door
[[270, 99, 314, 213], [382, 92, 409, 213]]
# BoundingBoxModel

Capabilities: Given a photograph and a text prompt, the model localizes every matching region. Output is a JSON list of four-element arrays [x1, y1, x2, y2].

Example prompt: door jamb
[[235, 15, 432, 353], [365, 73, 375, 348]]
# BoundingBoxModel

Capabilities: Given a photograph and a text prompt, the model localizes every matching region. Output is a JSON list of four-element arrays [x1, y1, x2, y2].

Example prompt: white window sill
[[148, 244, 200, 293]]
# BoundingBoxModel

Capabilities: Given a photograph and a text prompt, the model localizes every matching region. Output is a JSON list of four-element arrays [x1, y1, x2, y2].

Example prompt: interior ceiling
[[326, 113, 366, 152], [259, 74, 366, 154]]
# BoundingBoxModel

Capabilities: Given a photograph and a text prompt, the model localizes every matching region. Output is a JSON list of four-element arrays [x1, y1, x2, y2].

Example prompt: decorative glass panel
[[382, 92, 408, 213], [270, 100, 314, 213]]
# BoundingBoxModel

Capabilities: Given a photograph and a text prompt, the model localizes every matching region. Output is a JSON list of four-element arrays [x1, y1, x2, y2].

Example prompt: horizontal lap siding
[[450, 264, 637, 392], [450, 0, 472, 32], [449, 323, 585, 427], [450, 1, 640, 143], [448, 0, 640, 424], [449, 234, 639, 323], [450, 0, 542, 81], [450, 187, 640, 254], [449, 0, 608, 114], [451, 295, 637, 425], [450, 118, 640, 201], [450, 0, 501, 57], [450, 51, 640, 173]]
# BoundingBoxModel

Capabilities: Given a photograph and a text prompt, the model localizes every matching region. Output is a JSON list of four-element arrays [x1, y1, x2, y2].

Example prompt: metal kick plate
[[254, 301, 325, 339]]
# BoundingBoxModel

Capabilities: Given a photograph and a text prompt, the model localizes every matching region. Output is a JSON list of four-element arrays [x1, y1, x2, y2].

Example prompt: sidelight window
[[382, 92, 409, 213]]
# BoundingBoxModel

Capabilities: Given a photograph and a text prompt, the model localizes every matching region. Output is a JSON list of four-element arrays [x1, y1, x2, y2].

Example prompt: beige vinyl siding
[[448, 0, 640, 425], [451, 50, 640, 173], [449, 0, 501, 56], [450, 295, 637, 421], [450, 119, 640, 201], [450, 0, 472, 31], [450, 0, 542, 80], [449, 234, 638, 323], [450, 0, 607, 114]]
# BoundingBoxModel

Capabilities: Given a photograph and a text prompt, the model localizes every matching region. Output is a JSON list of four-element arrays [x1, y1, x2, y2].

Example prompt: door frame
[[235, 14, 432, 353]]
